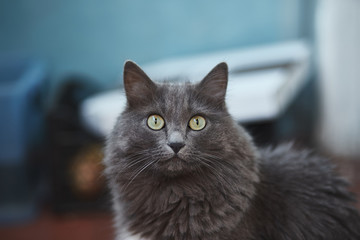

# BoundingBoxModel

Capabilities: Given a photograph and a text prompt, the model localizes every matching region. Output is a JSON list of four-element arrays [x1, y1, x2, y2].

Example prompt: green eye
[[147, 114, 165, 130], [189, 116, 206, 131]]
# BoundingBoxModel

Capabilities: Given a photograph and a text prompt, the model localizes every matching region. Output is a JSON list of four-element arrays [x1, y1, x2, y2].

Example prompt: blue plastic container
[[0, 56, 45, 165], [0, 55, 46, 224]]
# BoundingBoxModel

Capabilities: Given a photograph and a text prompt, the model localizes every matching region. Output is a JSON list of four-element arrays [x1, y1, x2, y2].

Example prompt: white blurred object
[[316, 0, 360, 158], [81, 40, 310, 137]]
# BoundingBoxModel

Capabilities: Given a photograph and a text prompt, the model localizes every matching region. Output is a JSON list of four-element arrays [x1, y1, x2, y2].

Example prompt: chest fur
[[121, 181, 246, 240]]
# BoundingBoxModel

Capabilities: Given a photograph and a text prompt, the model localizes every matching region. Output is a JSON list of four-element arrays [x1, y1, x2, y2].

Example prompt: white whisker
[[122, 159, 157, 192]]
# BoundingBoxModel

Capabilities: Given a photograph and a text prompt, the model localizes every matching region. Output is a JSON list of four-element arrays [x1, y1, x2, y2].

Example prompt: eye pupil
[[196, 119, 199, 125], [154, 118, 157, 124]]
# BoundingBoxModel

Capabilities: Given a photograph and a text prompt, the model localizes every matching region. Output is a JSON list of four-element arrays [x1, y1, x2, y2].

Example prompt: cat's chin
[[156, 156, 194, 176]]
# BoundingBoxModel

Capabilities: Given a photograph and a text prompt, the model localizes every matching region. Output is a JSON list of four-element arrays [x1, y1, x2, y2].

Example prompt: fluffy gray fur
[[104, 61, 360, 240]]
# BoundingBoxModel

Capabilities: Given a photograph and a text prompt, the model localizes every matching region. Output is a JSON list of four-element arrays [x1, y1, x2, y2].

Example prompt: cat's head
[[106, 61, 257, 178]]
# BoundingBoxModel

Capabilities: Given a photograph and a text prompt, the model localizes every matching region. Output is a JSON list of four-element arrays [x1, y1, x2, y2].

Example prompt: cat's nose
[[168, 142, 185, 154]]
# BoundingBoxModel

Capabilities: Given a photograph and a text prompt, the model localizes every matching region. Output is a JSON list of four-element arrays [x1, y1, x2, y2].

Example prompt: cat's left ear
[[198, 62, 228, 104]]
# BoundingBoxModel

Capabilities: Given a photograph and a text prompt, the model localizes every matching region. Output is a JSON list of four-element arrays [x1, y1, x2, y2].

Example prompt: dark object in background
[[46, 77, 110, 213], [243, 78, 317, 148], [0, 56, 46, 224]]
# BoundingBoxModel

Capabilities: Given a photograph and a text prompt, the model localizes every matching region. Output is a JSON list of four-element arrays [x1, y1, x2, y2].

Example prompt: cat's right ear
[[123, 61, 156, 108]]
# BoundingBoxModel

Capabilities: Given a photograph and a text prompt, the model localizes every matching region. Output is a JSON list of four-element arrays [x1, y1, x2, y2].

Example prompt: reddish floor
[[0, 160, 360, 240], [0, 211, 114, 240]]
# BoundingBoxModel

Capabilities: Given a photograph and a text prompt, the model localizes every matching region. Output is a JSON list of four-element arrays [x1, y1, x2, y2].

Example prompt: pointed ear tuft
[[198, 62, 228, 104], [123, 60, 156, 108]]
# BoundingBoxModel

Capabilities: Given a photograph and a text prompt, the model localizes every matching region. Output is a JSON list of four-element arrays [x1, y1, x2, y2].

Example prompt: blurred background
[[0, 0, 359, 239]]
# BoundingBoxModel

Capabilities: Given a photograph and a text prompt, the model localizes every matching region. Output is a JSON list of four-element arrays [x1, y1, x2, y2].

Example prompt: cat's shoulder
[[259, 143, 337, 180], [257, 142, 351, 196], [250, 143, 360, 239]]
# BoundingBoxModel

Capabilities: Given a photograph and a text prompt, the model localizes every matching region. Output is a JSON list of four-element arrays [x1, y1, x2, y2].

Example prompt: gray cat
[[104, 61, 360, 240]]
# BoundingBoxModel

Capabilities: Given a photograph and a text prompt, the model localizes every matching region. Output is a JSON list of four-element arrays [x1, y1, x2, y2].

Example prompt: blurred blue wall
[[0, 0, 304, 103]]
